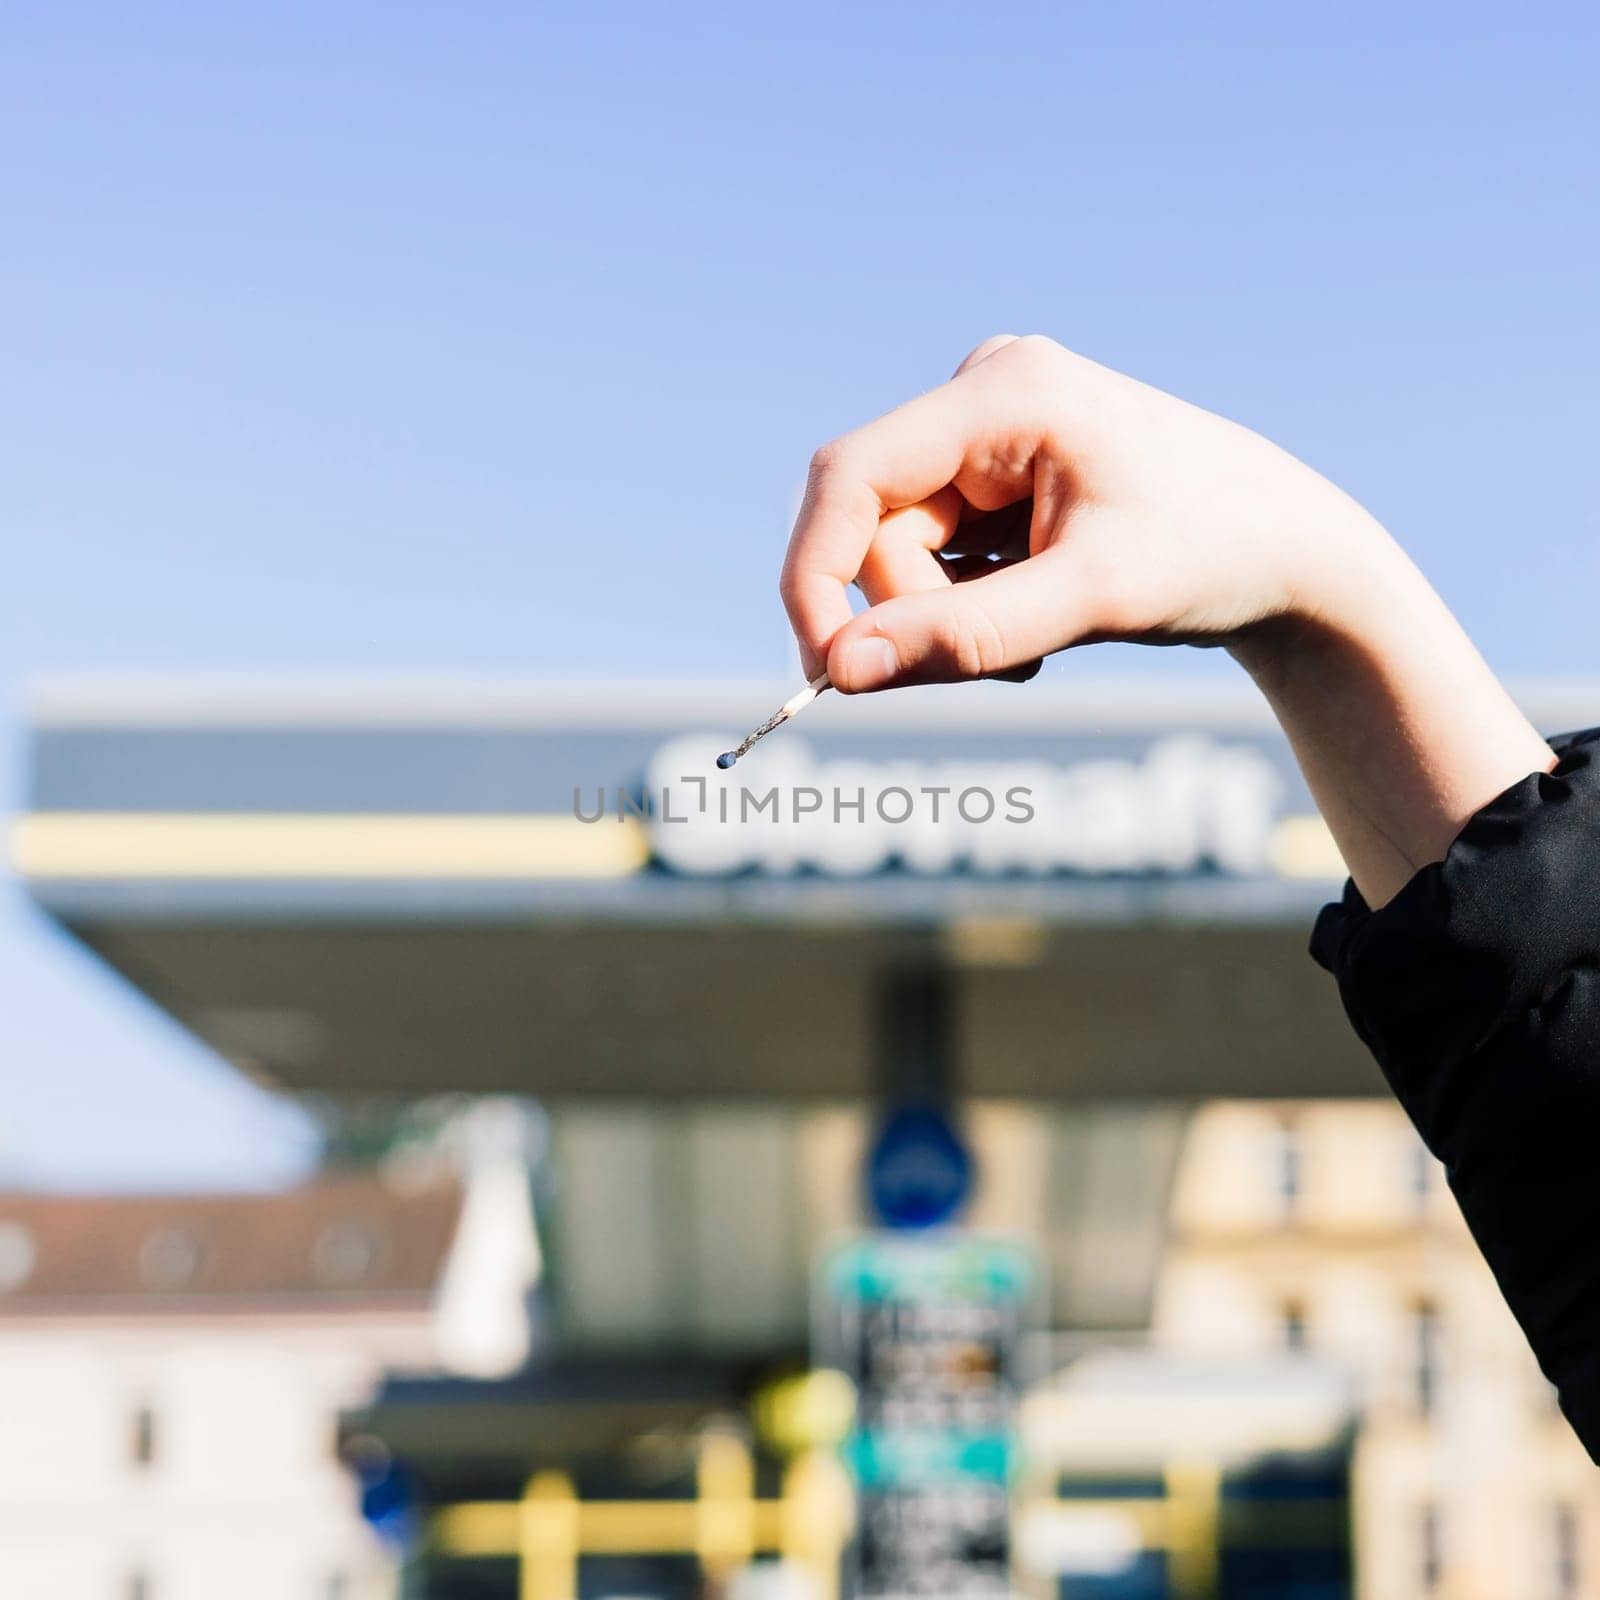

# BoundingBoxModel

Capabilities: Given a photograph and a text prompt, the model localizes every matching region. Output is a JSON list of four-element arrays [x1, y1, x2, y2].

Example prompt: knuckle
[[958, 332, 1018, 370], [1010, 333, 1064, 372], [983, 335, 1063, 407], [942, 600, 1009, 679], [1004, 334, 1085, 430], [1010, 334, 1086, 397]]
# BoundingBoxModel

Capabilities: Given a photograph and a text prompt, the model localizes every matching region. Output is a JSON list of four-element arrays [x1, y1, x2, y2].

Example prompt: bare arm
[[1228, 526, 1555, 903]]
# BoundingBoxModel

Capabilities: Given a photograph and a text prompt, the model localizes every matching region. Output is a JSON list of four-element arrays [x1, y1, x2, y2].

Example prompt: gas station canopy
[[17, 675, 1589, 1103]]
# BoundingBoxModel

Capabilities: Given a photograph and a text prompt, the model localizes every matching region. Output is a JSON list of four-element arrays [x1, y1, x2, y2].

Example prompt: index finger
[[779, 366, 1018, 676]]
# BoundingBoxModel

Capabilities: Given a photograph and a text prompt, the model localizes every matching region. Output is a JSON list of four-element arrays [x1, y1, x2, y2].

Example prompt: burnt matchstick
[[717, 672, 832, 768]]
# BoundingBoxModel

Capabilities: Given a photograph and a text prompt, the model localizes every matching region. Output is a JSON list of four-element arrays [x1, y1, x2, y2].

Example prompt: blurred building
[[1151, 1101, 1597, 1600], [1021, 1345, 1356, 1600], [0, 1162, 538, 1600], [14, 676, 1598, 1598], [7, 672, 1395, 1357]]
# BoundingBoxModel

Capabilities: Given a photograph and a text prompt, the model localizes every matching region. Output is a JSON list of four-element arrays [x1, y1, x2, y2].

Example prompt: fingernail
[[837, 636, 898, 691]]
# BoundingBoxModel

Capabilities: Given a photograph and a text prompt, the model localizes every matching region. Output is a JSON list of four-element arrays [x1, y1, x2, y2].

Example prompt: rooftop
[[0, 1172, 462, 1316]]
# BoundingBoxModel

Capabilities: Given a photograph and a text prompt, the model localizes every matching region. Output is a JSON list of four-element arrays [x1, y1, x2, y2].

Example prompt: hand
[[780, 334, 1553, 906], [780, 332, 1393, 692]]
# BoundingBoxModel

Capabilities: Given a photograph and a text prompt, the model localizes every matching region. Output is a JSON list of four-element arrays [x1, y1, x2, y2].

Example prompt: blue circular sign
[[866, 1102, 974, 1229]]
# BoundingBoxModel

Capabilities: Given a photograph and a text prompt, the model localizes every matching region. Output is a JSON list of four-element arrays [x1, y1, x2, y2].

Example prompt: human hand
[[780, 333, 1400, 692], [778, 332, 1558, 904]]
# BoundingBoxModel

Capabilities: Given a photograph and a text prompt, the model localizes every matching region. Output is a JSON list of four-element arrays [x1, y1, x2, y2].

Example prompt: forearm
[[1230, 510, 1556, 906]]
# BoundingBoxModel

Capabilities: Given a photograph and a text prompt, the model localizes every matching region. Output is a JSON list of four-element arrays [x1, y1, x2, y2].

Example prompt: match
[[716, 671, 832, 768]]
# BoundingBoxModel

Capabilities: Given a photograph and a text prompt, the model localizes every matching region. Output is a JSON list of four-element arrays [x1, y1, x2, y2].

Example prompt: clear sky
[[1, 3, 1595, 1187]]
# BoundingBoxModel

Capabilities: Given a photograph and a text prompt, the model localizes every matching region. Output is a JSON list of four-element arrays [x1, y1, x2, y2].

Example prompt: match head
[[715, 751, 738, 770]]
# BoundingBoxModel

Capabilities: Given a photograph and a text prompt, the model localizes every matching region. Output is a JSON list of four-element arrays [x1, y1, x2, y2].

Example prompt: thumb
[[825, 551, 1083, 693]]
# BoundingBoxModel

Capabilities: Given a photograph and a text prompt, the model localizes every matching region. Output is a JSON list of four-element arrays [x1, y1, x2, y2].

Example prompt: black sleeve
[[1311, 726, 1600, 1459]]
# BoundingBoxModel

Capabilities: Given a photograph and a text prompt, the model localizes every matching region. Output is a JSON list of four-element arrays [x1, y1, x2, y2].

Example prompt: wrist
[[1228, 500, 1414, 690], [1228, 504, 1553, 903]]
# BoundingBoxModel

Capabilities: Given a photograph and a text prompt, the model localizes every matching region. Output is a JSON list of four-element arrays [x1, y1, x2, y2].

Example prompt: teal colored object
[[824, 1233, 1035, 1303], [844, 1428, 1015, 1487]]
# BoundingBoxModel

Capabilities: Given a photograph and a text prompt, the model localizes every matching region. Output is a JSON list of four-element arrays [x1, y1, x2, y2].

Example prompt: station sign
[[645, 735, 1284, 878], [819, 1235, 1037, 1599]]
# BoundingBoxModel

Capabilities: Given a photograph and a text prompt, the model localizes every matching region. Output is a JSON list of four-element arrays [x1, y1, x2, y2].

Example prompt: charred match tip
[[717, 674, 829, 772]]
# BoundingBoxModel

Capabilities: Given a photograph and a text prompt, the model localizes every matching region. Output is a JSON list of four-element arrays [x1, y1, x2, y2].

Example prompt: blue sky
[[1, 3, 1595, 1187]]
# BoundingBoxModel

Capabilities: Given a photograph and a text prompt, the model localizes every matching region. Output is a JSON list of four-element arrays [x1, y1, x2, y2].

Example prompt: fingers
[[855, 491, 963, 607], [780, 381, 988, 674], [940, 557, 1051, 681], [781, 352, 1045, 675], [824, 547, 1084, 693]]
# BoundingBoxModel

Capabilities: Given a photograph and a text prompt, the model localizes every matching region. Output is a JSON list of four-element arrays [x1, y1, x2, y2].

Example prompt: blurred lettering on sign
[[647, 736, 1282, 877], [818, 1235, 1037, 1600]]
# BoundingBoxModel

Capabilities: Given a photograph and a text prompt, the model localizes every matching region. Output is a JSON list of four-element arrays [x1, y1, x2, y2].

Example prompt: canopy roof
[[18, 674, 1590, 1102]]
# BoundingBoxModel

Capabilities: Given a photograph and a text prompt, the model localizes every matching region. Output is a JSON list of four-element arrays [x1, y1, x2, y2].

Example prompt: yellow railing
[[1163, 1461, 1223, 1599], [1015, 1466, 1348, 1600], [1011, 1463, 1223, 1600], [432, 1435, 1340, 1600], [430, 1434, 853, 1600]]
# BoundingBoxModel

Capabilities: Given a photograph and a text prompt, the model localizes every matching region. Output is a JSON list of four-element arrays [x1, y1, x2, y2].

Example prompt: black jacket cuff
[[1310, 726, 1600, 1457]]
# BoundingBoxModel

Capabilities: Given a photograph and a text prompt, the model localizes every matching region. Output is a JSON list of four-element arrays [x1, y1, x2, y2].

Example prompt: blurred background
[[1, 4, 1597, 1598]]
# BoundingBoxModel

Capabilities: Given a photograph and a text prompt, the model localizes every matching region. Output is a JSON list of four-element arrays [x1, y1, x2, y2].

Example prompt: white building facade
[[0, 1155, 538, 1600]]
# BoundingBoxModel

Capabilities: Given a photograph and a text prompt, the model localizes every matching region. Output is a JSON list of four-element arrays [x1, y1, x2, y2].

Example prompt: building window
[[1274, 1119, 1302, 1218], [312, 1220, 381, 1286], [1556, 1503, 1581, 1600], [0, 1221, 36, 1292], [1419, 1501, 1443, 1593], [1280, 1296, 1308, 1351], [139, 1226, 204, 1290], [130, 1405, 157, 1469], [1414, 1299, 1441, 1417]]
